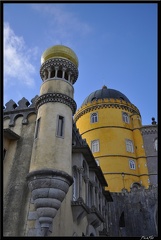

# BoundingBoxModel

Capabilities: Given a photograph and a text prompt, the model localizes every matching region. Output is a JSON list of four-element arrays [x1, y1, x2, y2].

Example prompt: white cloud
[[31, 4, 92, 42], [4, 22, 37, 88]]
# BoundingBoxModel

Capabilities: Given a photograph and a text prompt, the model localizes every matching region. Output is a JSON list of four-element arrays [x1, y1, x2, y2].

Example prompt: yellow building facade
[[74, 86, 150, 192]]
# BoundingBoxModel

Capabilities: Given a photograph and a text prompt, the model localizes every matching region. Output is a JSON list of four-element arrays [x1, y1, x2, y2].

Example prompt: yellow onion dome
[[41, 45, 79, 67]]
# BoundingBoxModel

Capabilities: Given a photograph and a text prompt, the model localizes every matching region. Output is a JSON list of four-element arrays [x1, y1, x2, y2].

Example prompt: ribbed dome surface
[[82, 86, 131, 106]]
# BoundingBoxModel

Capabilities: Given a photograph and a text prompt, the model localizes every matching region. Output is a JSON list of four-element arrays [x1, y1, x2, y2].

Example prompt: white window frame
[[91, 112, 98, 123], [122, 112, 129, 123], [129, 159, 136, 170], [91, 140, 99, 153], [126, 139, 134, 153]]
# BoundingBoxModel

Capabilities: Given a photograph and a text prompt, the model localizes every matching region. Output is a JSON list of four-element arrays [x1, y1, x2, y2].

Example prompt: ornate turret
[[27, 45, 79, 236]]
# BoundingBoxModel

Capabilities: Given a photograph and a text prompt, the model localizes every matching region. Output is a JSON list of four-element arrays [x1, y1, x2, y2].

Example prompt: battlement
[[3, 95, 38, 127]]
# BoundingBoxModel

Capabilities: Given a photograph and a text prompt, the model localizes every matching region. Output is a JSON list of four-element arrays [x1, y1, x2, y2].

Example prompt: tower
[[26, 45, 79, 235], [74, 85, 150, 192]]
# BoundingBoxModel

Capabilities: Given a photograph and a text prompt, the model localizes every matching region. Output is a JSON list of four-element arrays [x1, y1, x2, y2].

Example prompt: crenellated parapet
[[141, 125, 157, 135], [3, 95, 38, 127]]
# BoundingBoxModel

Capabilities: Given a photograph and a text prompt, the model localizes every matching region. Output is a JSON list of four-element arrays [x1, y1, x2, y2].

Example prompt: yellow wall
[[74, 99, 150, 192]]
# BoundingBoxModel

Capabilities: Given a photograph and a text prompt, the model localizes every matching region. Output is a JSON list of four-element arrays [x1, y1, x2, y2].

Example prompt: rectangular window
[[91, 140, 99, 153], [122, 112, 129, 123], [91, 112, 98, 123], [57, 115, 64, 137], [126, 139, 134, 153], [34, 118, 40, 139]]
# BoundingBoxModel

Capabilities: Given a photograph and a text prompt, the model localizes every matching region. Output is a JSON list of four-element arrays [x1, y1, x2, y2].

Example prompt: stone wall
[[108, 186, 158, 237]]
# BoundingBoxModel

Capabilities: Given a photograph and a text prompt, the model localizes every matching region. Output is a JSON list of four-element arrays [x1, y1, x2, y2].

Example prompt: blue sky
[[3, 3, 157, 125]]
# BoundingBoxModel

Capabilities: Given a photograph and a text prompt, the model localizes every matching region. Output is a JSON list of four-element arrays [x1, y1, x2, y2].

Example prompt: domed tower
[[74, 85, 150, 192], [27, 45, 78, 235]]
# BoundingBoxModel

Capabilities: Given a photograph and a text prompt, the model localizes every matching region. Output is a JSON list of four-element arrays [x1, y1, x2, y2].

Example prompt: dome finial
[[102, 85, 107, 89], [151, 117, 157, 125]]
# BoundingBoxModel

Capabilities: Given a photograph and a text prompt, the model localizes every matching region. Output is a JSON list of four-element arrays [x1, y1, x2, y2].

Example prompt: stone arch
[[13, 114, 24, 125], [131, 182, 142, 190], [26, 112, 37, 123], [86, 224, 97, 236]]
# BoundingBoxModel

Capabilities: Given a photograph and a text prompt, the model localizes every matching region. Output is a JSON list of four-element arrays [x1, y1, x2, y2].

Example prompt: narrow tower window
[[91, 112, 98, 123], [91, 140, 99, 153], [34, 118, 41, 139], [57, 115, 64, 137]]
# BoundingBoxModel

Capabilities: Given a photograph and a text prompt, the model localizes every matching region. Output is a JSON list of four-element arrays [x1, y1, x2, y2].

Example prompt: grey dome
[[82, 86, 131, 106]]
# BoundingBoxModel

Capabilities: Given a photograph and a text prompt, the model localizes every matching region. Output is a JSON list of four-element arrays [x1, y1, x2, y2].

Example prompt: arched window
[[91, 140, 99, 153], [64, 72, 68, 80], [129, 159, 136, 170], [91, 112, 98, 123], [57, 69, 62, 78], [126, 139, 134, 153], [122, 112, 129, 123], [131, 182, 142, 190], [51, 70, 55, 78]]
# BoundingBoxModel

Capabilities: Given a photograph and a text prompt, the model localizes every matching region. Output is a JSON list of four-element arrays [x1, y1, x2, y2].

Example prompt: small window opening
[[57, 70, 62, 78], [64, 72, 68, 80], [91, 112, 98, 123], [34, 118, 40, 139], [129, 159, 136, 170], [51, 70, 55, 78], [122, 112, 129, 123], [57, 115, 64, 137], [91, 140, 99, 153]]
